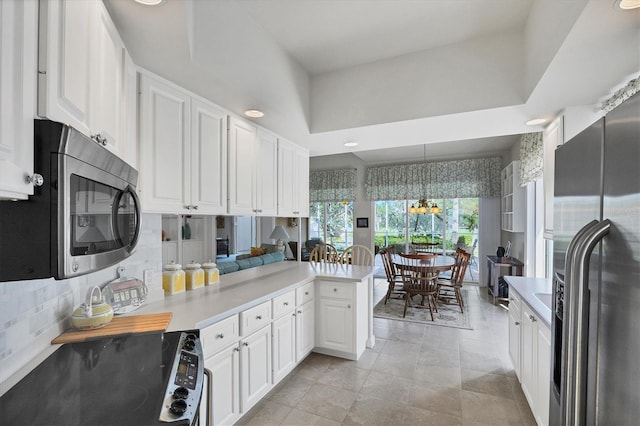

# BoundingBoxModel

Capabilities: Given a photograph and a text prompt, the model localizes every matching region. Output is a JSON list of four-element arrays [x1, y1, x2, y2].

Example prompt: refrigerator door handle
[[560, 219, 599, 426], [565, 219, 611, 426]]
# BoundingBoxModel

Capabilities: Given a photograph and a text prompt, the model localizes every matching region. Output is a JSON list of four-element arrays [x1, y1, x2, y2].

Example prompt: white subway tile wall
[[0, 214, 163, 385]]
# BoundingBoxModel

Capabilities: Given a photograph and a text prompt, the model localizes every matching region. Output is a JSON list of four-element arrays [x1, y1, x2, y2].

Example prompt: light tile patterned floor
[[239, 279, 536, 426]]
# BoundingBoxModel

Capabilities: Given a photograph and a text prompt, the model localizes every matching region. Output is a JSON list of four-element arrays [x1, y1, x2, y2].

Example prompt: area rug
[[373, 290, 472, 329]]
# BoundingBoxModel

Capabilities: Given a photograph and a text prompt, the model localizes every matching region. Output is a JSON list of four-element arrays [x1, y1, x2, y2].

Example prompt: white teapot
[[70, 286, 114, 330]]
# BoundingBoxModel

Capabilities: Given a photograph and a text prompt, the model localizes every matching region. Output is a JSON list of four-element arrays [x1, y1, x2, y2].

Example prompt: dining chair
[[379, 246, 404, 304], [398, 252, 437, 265], [437, 250, 471, 312], [339, 244, 374, 266], [309, 243, 339, 264], [395, 263, 440, 319]]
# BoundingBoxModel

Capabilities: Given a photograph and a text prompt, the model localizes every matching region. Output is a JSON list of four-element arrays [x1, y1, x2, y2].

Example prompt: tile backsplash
[[0, 214, 163, 385]]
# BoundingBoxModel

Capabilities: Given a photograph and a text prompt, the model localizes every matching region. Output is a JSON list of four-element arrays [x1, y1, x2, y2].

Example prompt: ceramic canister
[[162, 262, 185, 295], [202, 261, 219, 285], [184, 261, 204, 290]]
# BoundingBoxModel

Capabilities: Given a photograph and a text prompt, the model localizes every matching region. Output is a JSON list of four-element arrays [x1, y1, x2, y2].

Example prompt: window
[[309, 201, 353, 251], [374, 198, 479, 281], [374, 198, 478, 253]]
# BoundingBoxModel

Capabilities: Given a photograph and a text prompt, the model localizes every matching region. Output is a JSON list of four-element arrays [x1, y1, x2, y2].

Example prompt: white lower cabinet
[[315, 280, 367, 360], [296, 300, 315, 360], [205, 344, 241, 426], [510, 290, 551, 426], [202, 280, 316, 425], [240, 326, 272, 411], [508, 292, 522, 379]]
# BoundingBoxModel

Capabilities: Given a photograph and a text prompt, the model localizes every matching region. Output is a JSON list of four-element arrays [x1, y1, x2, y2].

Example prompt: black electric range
[[0, 330, 208, 426]]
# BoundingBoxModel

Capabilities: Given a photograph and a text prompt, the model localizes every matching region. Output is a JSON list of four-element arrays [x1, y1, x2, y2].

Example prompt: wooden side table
[[486, 255, 524, 304]]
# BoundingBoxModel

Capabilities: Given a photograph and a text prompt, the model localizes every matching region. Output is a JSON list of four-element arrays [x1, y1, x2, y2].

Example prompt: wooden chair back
[[449, 250, 471, 286], [379, 246, 397, 281], [396, 263, 440, 295], [339, 245, 374, 266], [309, 243, 339, 263], [398, 252, 437, 266]]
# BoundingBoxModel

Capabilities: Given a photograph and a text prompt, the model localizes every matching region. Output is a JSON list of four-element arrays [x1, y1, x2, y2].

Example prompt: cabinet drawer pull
[[243, 342, 249, 347], [233, 346, 240, 352], [333, 288, 337, 292], [305, 291, 309, 295], [192, 205, 199, 210], [256, 315, 262, 320], [347, 304, 351, 309], [297, 310, 302, 314], [217, 333, 224, 339], [283, 302, 289, 306]]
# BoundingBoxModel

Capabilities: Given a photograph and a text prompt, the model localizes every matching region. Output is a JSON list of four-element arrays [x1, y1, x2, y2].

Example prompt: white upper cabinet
[[138, 73, 190, 213], [227, 118, 278, 216], [139, 73, 227, 215], [543, 116, 564, 239], [190, 97, 227, 214], [0, 0, 37, 200], [255, 128, 278, 216], [278, 138, 310, 217], [228, 116, 257, 215], [38, 0, 131, 162]]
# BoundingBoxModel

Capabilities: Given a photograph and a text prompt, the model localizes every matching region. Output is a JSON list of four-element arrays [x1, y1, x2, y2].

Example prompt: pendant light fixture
[[408, 144, 441, 214]]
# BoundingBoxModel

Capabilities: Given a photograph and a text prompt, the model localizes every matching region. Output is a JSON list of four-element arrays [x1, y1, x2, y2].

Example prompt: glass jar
[[202, 261, 219, 285], [162, 262, 185, 295], [184, 261, 204, 290]]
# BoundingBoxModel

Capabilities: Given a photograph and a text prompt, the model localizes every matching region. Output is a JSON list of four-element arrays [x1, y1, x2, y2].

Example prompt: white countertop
[[504, 276, 553, 327], [136, 261, 374, 330]]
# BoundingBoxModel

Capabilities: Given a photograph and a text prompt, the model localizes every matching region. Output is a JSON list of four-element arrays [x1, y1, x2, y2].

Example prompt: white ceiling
[[104, 0, 640, 163]]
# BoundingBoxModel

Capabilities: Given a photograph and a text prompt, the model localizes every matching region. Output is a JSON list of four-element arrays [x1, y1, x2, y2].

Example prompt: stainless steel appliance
[[550, 92, 640, 425], [0, 330, 211, 426], [0, 120, 141, 281]]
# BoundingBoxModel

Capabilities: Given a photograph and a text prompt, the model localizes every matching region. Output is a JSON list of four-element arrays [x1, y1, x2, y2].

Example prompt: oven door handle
[[204, 368, 213, 426]]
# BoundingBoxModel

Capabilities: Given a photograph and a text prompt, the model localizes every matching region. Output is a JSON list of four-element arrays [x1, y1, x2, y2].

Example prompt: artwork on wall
[[216, 216, 225, 229], [356, 217, 369, 228]]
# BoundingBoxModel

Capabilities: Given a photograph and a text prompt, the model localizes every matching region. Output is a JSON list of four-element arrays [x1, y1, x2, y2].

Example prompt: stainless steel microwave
[[0, 120, 141, 282]]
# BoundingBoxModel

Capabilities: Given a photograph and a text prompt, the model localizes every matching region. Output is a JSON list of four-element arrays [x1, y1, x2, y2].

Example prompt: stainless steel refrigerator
[[550, 92, 640, 425]]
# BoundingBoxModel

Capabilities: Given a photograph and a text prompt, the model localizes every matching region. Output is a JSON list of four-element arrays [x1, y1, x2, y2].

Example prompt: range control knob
[[183, 340, 195, 351], [169, 399, 187, 416], [173, 386, 189, 400]]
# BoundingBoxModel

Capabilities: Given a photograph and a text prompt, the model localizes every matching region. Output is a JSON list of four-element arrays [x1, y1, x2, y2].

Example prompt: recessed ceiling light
[[615, 0, 640, 10], [244, 109, 264, 118], [526, 118, 547, 126], [344, 141, 358, 147], [134, 0, 165, 5]]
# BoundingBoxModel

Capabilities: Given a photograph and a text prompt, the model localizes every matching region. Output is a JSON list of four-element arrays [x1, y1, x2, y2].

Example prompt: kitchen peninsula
[[140, 261, 376, 425]]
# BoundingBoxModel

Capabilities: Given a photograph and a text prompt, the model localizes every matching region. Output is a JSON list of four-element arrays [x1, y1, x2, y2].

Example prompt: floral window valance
[[309, 168, 357, 202], [365, 157, 501, 201], [519, 132, 543, 186]]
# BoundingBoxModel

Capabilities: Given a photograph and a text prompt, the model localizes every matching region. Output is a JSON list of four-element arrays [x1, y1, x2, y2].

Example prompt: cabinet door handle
[[26, 174, 44, 187], [347, 304, 351, 309], [217, 333, 224, 339], [283, 302, 289, 306], [256, 315, 262, 320], [292, 312, 296, 317], [233, 346, 240, 352], [243, 342, 249, 347], [184, 205, 192, 210], [192, 205, 199, 210], [333, 288, 338, 292], [529, 315, 537, 322], [305, 291, 309, 295], [514, 321, 520, 326], [297, 310, 302, 314]]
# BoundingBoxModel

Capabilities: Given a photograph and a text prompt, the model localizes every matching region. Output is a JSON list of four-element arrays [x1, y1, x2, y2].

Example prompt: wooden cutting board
[[52, 312, 173, 344]]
